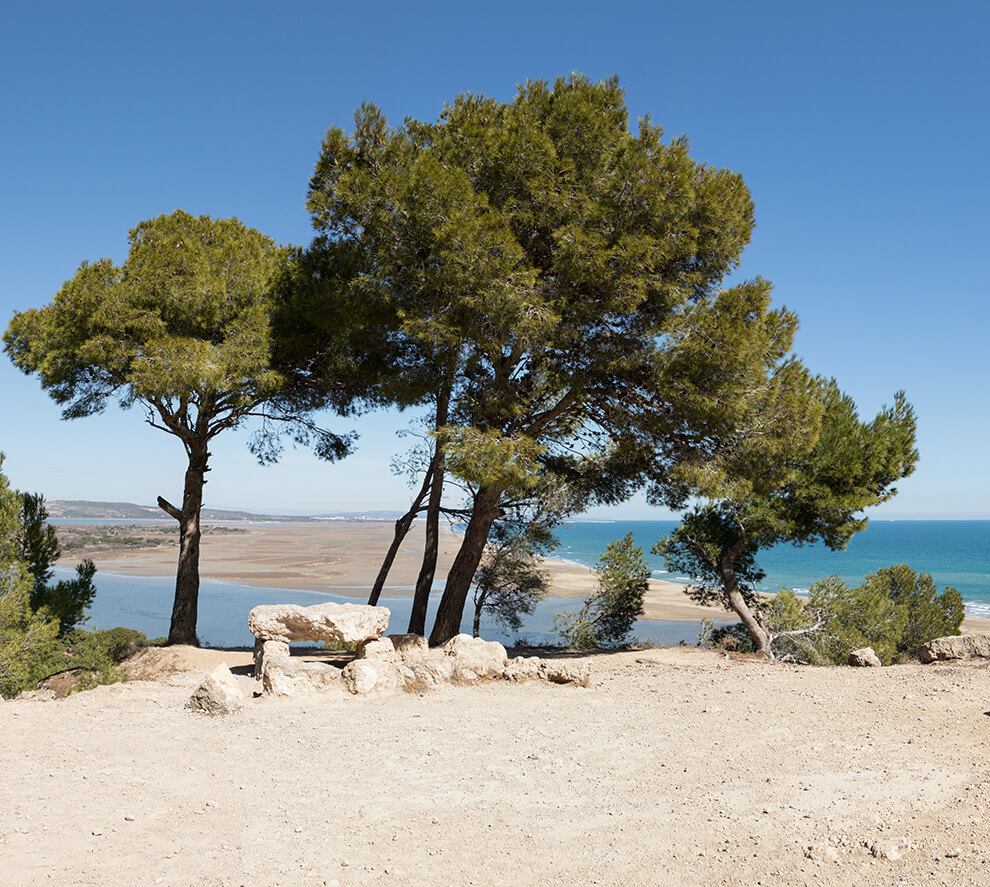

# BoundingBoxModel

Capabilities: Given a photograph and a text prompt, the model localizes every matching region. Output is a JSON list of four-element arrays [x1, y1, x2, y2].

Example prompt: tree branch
[[157, 496, 184, 522]]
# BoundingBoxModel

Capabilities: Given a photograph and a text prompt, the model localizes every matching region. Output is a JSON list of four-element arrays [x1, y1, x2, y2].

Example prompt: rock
[[388, 634, 430, 662], [248, 602, 390, 645], [356, 637, 397, 663], [441, 634, 508, 682], [804, 844, 839, 862], [341, 659, 400, 695], [848, 647, 882, 667], [261, 656, 345, 697], [540, 660, 592, 688], [186, 664, 245, 715], [919, 633, 990, 663], [502, 656, 543, 682], [869, 838, 912, 861], [399, 656, 456, 691], [253, 639, 290, 678]]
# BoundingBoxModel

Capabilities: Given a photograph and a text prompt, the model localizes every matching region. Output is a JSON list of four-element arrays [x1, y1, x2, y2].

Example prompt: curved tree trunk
[[721, 551, 771, 657], [429, 485, 502, 646], [159, 439, 209, 646]]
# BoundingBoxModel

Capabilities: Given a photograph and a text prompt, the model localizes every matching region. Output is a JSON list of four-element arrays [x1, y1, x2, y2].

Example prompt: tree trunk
[[722, 562, 771, 657], [429, 486, 502, 646], [408, 386, 450, 635], [367, 511, 418, 607], [159, 439, 209, 646], [472, 589, 487, 638]]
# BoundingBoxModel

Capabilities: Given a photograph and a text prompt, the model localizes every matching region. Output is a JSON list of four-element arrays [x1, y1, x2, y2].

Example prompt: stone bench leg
[[253, 639, 290, 679]]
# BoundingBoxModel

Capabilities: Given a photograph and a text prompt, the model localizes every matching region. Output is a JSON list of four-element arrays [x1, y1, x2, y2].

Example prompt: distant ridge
[[47, 500, 319, 522], [47, 500, 407, 521]]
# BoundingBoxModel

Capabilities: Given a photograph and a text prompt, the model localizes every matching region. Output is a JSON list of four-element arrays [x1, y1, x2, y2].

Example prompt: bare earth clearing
[[3, 645, 989, 887]]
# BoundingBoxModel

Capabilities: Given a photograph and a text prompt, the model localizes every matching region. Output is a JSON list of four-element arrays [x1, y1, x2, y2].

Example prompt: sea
[[52, 519, 989, 649]]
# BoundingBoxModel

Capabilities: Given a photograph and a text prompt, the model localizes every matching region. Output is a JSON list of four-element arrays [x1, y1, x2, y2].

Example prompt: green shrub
[[0, 576, 61, 698], [554, 533, 649, 648]]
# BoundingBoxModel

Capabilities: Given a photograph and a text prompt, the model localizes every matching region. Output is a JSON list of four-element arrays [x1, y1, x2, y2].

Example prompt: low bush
[[697, 565, 964, 666]]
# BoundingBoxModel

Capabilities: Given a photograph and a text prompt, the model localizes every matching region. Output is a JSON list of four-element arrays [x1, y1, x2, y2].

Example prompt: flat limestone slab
[[248, 601, 390, 644]]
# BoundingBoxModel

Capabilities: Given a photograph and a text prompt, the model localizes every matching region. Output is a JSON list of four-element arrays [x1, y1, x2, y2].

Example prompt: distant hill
[[46, 500, 405, 522], [47, 500, 318, 522]]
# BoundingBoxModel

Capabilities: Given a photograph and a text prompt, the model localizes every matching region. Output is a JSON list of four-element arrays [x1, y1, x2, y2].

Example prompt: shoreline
[[57, 519, 990, 633]]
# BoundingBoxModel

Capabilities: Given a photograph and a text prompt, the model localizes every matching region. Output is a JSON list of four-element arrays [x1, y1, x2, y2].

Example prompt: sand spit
[[3, 645, 990, 886]]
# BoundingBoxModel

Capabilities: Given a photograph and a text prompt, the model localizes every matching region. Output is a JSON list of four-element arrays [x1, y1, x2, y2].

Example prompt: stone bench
[[248, 601, 390, 679]]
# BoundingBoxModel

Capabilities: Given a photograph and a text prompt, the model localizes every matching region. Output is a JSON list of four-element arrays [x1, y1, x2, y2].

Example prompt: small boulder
[[919, 633, 990, 663], [388, 634, 430, 662], [400, 656, 456, 691], [540, 660, 592, 687], [356, 637, 398, 663], [248, 602, 390, 645], [186, 664, 245, 715], [503, 656, 543, 683], [442, 634, 508, 682], [341, 658, 400, 695], [848, 647, 882, 668], [261, 656, 345, 697], [253, 639, 289, 678]]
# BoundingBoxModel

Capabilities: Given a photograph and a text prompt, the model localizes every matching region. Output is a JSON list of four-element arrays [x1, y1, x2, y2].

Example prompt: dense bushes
[[0, 454, 158, 697], [700, 564, 964, 665]]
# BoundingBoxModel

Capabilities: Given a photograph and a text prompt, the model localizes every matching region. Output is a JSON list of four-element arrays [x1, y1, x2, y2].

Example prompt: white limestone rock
[[441, 634, 508, 682], [919, 633, 990, 663], [400, 656, 456, 691], [253, 639, 290, 678], [261, 656, 345, 697], [355, 637, 398, 663], [248, 602, 390, 645], [186, 663, 245, 715], [388, 633, 430, 662], [540, 660, 592, 688], [502, 656, 543, 682], [848, 647, 882, 667], [341, 658, 400, 695]]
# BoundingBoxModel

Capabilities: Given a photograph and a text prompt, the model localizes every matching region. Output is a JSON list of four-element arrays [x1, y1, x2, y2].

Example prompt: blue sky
[[1, 0, 987, 519]]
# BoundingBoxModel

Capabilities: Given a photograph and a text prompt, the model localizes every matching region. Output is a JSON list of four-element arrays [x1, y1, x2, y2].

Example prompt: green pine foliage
[[655, 382, 918, 656], [0, 456, 60, 698], [555, 532, 649, 648]]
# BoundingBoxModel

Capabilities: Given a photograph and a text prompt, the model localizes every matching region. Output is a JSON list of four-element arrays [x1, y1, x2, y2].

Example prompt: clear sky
[[1, 0, 987, 519]]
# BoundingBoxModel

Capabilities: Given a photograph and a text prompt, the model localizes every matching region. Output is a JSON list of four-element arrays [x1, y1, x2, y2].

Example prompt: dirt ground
[[2, 644, 989, 886]]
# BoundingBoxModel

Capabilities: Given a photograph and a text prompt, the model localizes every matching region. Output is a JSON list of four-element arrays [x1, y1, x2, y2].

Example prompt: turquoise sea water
[[53, 519, 989, 648], [554, 520, 990, 618]]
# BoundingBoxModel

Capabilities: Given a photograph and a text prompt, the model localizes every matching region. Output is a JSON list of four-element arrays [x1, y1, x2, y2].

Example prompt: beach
[[58, 519, 990, 633]]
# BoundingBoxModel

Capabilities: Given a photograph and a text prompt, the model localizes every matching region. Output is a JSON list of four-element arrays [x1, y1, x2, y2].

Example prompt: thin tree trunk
[[472, 596, 484, 638], [159, 439, 209, 646], [429, 485, 502, 646], [367, 453, 435, 606], [408, 386, 450, 635]]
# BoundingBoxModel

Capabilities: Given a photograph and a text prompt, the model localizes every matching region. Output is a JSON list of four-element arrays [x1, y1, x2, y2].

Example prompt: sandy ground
[[3, 645, 990, 886]]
